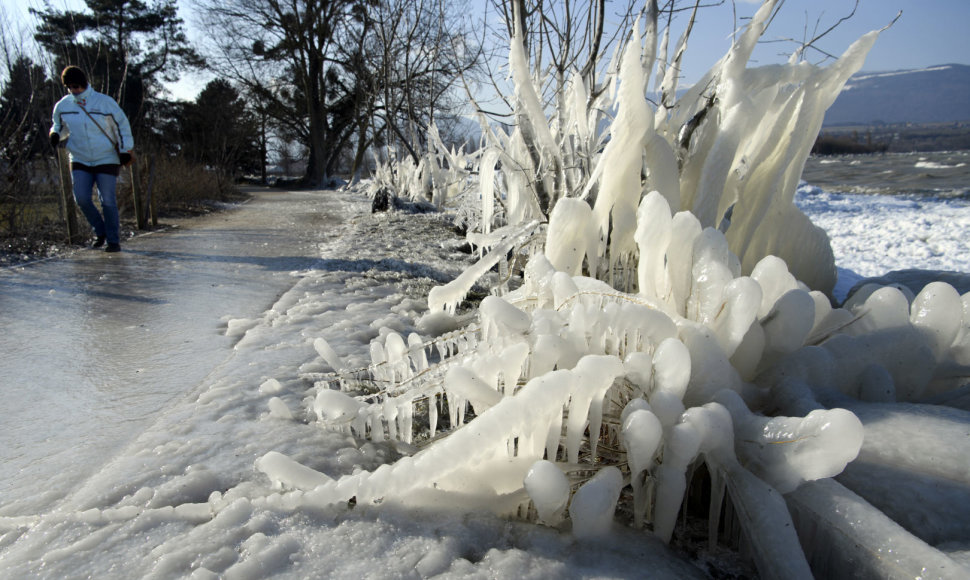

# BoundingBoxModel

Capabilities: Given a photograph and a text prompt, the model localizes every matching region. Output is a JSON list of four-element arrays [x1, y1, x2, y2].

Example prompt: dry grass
[[1, 153, 248, 266], [117, 153, 244, 217]]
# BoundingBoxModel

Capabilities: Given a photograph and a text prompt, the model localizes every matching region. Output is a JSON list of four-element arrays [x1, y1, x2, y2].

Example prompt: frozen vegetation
[[341, 1, 970, 577], [3, 0, 970, 578]]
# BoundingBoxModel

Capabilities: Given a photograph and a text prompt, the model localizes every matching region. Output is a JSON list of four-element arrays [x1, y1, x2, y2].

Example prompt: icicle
[[621, 407, 663, 528], [445, 389, 463, 430], [788, 479, 965, 580], [652, 422, 701, 543], [750, 255, 799, 318], [255, 451, 333, 491], [397, 398, 414, 444], [709, 277, 762, 358], [844, 285, 911, 335], [384, 332, 410, 382], [444, 366, 502, 415], [591, 21, 651, 276], [910, 281, 963, 361], [369, 410, 385, 442], [498, 342, 530, 396], [550, 271, 580, 310], [508, 6, 563, 213], [680, 325, 744, 408], [407, 333, 428, 372], [428, 391, 439, 438], [760, 289, 816, 360], [645, 134, 681, 209], [566, 355, 625, 463], [313, 389, 364, 426], [369, 341, 387, 382], [687, 228, 734, 325], [545, 198, 596, 276], [480, 296, 531, 341], [652, 337, 691, 400], [471, 353, 502, 393], [722, 29, 880, 294], [666, 211, 703, 314], [428, 220, 540, 314], [478, 148, 499, 234], [383, 398, 399, 440], [312, 337, 345, 373], [635, 191, 673, 301]]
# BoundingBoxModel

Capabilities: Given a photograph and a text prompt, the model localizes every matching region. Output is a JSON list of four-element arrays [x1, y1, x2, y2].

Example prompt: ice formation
[[291, 218, 969, 576], [276, 1, 970, 578], [523, 460, 570, 525]]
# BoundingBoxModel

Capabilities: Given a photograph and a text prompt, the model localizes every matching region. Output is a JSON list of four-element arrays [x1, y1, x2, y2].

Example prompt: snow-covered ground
[[798, 151, 970, 300], [0, 178, 967, 578], [797, 182, 970, 301]]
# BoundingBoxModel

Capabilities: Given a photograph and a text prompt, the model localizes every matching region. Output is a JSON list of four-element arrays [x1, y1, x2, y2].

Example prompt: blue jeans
[[72, 170, 120, 244]]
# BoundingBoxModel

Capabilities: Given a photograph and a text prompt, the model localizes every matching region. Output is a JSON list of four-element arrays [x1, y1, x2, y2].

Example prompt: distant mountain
[[823, 64, 970, 126]]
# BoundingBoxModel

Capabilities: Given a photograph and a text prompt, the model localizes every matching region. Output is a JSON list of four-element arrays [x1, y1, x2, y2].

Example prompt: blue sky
[[674, 0, 970, 82], [6, 0, 968, 97]]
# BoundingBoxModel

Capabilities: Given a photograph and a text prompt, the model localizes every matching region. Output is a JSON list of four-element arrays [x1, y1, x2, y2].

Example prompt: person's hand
[[119, 152, 132, 166], [49, 132, 60, 147]]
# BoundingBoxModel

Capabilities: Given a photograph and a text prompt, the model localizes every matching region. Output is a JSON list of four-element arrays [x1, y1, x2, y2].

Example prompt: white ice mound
[[255, 451, 333, 491], [524, 460, 570, 525], [621, 407, 663, 478], [716, 390, 863, 494], [545, 197, 596, 276], [569, 466, 623, 539], [313, 389, 364, 427], [479, 295, 531, 339], [444, 366, 501, 415], [910, 281, 964, 361]]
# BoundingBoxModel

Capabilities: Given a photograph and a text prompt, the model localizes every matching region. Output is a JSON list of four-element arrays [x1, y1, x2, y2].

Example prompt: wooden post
[[57, 147, 82, 243], [130, 163, 146, 230], [145, 155, 158, 227]]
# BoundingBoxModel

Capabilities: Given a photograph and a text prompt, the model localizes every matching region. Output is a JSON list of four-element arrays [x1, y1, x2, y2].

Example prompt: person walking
[[49, 66, 135, 253]]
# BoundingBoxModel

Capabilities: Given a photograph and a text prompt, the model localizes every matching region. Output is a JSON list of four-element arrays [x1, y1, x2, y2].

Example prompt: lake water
[[801, 150, 970, 199]]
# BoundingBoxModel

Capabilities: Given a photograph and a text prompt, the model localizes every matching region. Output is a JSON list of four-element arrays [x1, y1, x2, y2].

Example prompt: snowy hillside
[[824, 64, 970, 125]]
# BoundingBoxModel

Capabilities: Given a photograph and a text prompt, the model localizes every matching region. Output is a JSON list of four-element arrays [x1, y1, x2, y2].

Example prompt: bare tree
[[364, 0, 478, 164], [0, 12, 76, 244], [32, 0, 204, 130], [320, 0, 481, 184], [195, 0, 369, 186]]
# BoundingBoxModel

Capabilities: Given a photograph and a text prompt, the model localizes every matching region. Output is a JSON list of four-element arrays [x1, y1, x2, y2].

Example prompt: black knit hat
[[61, 66, 88, 88]]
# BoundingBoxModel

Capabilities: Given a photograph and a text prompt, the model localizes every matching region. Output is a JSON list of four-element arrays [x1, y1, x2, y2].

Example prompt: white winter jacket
[[50, 86, 134, 167]]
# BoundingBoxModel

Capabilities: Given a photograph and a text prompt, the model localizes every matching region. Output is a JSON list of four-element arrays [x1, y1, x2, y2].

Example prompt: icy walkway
[[0, 188, 334, 516]]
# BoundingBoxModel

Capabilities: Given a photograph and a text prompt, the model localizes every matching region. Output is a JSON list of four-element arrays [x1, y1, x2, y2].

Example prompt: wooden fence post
[[57, 147, 82, 243], [145, 155, 158, 227], [130, 163, 147, 230]]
